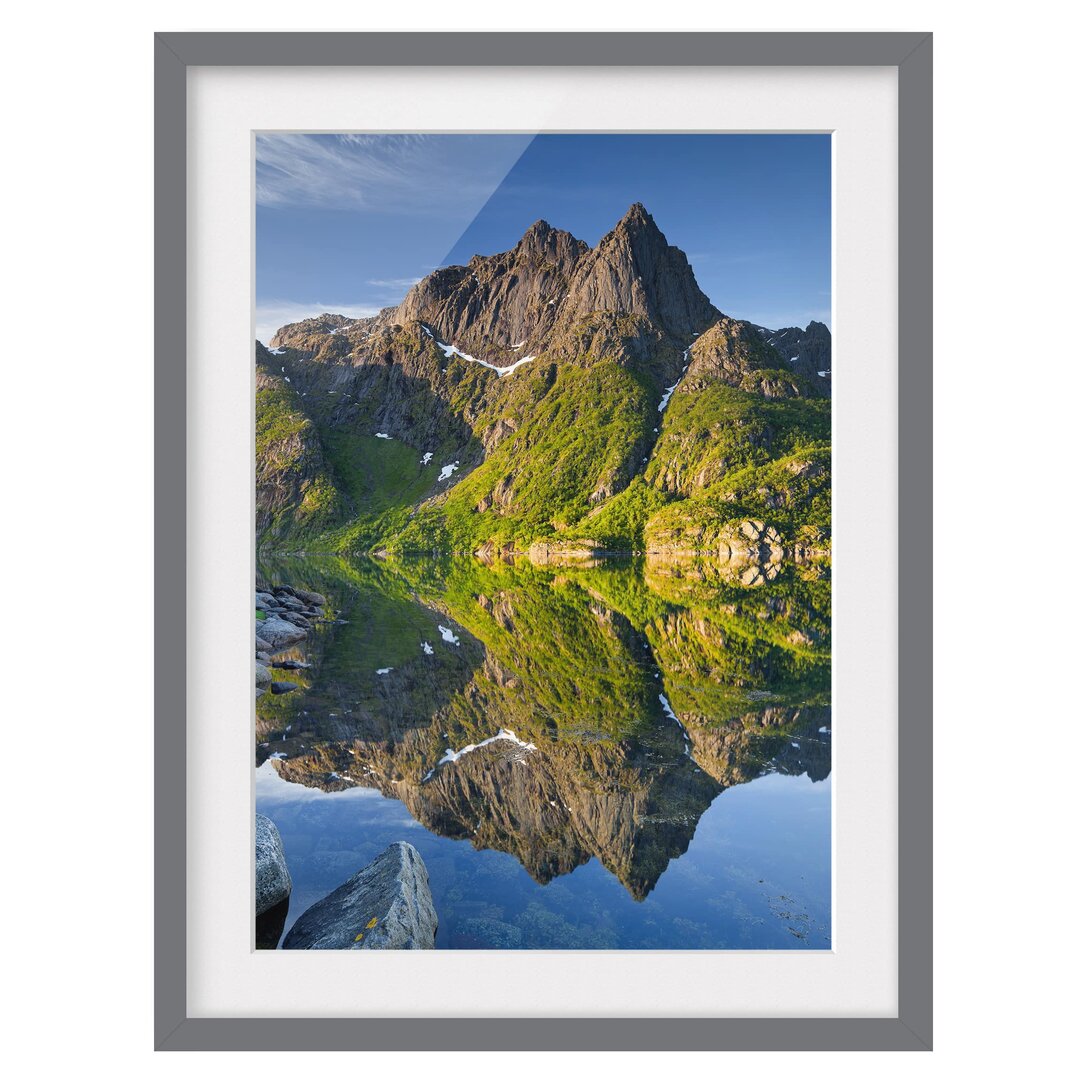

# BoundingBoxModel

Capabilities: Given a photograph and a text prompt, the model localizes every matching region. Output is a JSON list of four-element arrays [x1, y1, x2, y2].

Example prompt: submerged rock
[[282, 842, 437, 950], [455, 916, 524, 949], [255, 814, 292, 916]]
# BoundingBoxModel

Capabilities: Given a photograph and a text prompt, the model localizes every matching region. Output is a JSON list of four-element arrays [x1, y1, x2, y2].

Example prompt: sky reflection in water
[[255, 553, 831, 950]]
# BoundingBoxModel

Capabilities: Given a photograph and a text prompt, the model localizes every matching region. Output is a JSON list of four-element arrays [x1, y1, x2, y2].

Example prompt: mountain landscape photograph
[[253, 133, 833, 951]]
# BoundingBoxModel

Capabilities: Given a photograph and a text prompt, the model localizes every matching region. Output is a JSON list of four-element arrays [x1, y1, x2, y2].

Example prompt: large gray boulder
[[282, 842, 437, 950], [255, 814, 292, 916], [257, 614, 308, 650]]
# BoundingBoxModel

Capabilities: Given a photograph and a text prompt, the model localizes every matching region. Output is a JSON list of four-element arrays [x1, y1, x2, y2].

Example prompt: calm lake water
[[255, 552, 831, 949]]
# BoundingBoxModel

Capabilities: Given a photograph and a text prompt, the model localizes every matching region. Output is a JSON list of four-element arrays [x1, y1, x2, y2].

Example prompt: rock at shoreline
[[255, 662, 271, 688], [270, 680, 298, 695], [255, 813, 292, 916], [258, 615, 308, 650], [282, 842, 438, 950], [277, 610, 312, 629]]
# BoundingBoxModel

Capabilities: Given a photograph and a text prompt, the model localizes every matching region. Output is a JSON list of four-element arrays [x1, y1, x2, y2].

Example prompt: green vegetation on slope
[[256, 337, 831, 555], [255, 382, 351, 543], [388, 359, 657, 552]]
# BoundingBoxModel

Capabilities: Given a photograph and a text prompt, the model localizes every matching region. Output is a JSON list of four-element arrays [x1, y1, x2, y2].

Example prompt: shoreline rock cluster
[[469, 521, 830, 576], [254, 815, 437, 951], [255, 584, 327, 699]]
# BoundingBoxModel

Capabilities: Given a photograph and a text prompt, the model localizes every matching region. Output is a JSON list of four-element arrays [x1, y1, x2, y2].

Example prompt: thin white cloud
[[255, 301, 384, 345], [255, 133, 532, 213]]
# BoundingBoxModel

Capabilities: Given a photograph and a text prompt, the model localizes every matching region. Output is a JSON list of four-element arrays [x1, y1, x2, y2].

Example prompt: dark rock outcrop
[[282, 842, 438, 950], [754, 320, 832, 395], [396, 219, 590, 351]]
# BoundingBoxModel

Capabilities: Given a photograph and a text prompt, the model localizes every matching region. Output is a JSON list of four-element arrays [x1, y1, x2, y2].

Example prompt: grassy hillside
[[255, 329, 830, 555]]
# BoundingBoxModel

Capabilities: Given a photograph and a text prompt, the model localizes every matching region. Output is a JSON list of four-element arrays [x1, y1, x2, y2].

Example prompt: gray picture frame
[[156, 30, 932, 1051]]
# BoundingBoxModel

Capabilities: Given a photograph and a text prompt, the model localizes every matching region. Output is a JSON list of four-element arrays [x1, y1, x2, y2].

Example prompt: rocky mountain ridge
[[753, 320, 832, 395], [257, 204, 832, 556]]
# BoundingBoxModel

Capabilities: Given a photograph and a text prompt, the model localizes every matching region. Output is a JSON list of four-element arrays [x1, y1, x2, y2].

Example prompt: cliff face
[[396, 219, 591, 351], [557, 203, 719, 343], [755, 321, 833, 396], [255, 204, 831, 556]]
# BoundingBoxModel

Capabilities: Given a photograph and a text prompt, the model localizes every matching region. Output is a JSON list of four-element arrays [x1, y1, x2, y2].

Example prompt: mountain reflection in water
[[255, 553, 831, 949]]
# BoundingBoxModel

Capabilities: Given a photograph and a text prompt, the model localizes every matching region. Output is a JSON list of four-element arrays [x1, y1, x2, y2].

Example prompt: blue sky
[[256, 134, 831, 343]]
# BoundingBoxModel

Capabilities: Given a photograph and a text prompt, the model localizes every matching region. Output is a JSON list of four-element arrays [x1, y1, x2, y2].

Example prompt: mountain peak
[[618, 202, 656, 229], [513, 218, 586, 261], [395, 205, 718, 349], [571, 204, 719, 339]]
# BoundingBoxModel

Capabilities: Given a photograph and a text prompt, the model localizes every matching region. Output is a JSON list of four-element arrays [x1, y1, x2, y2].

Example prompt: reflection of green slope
[[392, 555, 662, 742], [497, 554, 830, 720], [258, 552, 831, 900], [643, 561, 831, 719], [383, 552, 831, 733], [255, 555, 483, 755]]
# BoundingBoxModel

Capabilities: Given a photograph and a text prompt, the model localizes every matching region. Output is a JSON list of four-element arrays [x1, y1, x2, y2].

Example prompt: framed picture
[[157, 30, 932, 1050]]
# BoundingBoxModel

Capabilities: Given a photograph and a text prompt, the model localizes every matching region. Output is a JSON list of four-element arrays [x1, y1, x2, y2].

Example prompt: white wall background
[[1, 1, 1074, 1076]]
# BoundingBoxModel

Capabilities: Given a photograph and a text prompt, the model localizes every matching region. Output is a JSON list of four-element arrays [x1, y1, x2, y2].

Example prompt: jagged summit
[[615, 201, 657, 230], [565, 204, 719, 340], [512, 218, 589, 262], [520, 218, 555, 239], [391, 205, 719, 352]]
